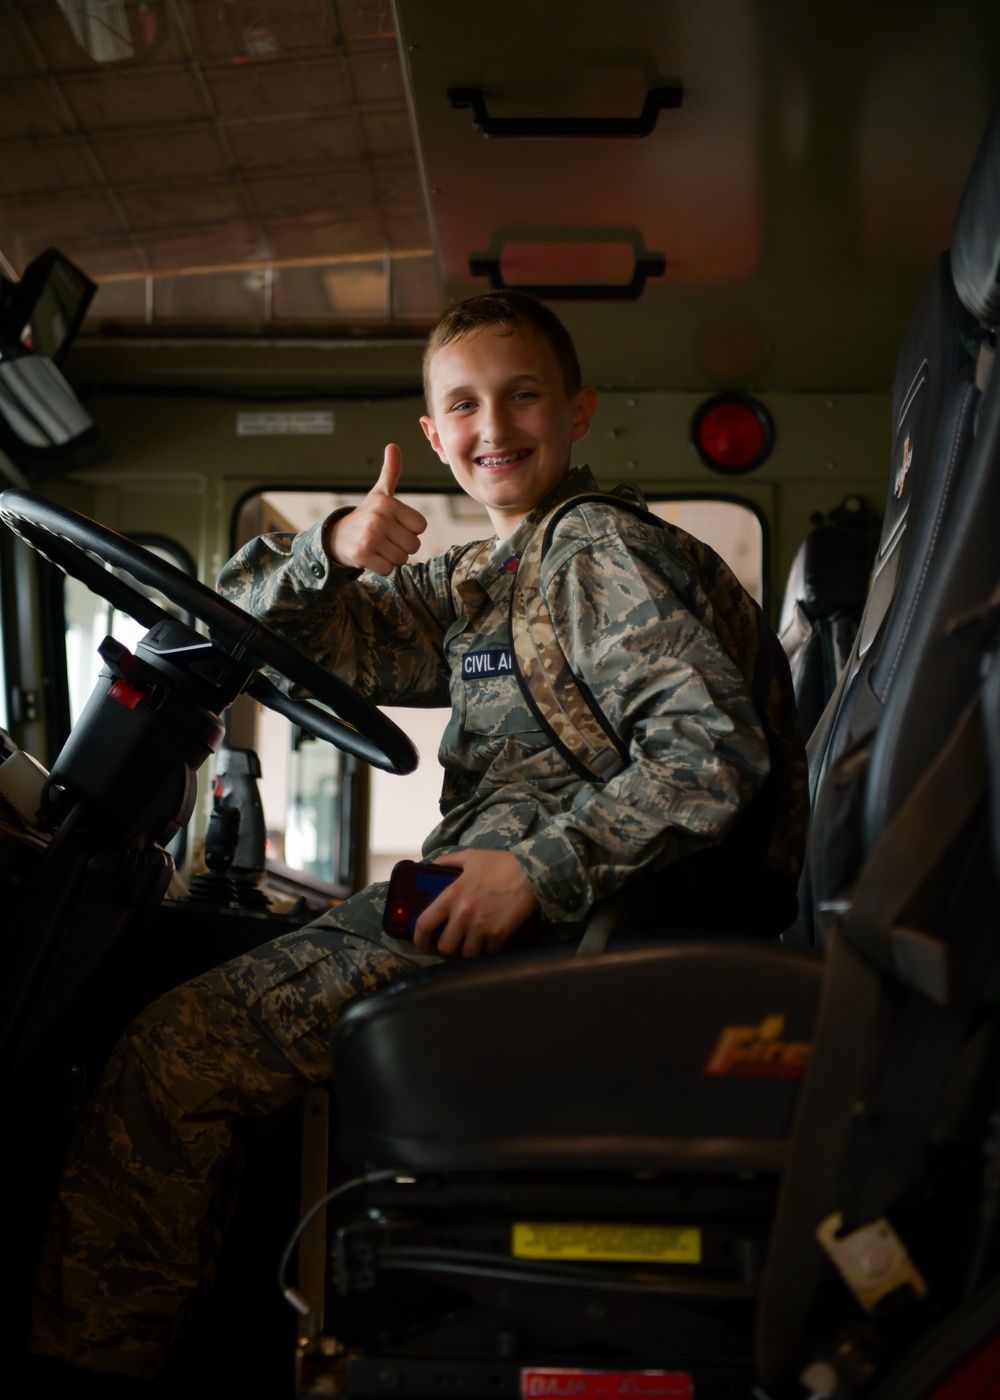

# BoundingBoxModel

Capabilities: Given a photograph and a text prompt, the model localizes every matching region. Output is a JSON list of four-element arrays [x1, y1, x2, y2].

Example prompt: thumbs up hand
[[324, 444, 428, 575]]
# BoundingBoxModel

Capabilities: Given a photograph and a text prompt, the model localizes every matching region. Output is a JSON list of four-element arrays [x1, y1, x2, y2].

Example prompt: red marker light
[[691, 394, 773, 473], [108, 678, 145, 710]]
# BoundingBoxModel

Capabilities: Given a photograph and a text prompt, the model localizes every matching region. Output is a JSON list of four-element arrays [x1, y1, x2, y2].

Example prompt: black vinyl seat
[[777, 498, 879, 741], [805, 247, 979, 797], [322, 103, 1000, 1399], [785, 250, 982, 946], [336, 941, 821, 1174]]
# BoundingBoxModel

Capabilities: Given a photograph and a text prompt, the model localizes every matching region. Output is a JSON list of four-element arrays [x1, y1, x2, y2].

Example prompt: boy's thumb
[[373, 443, 402, 496]]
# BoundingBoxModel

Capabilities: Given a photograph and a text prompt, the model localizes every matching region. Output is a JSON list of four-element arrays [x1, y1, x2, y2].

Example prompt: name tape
[[462, 648, 513, 679]]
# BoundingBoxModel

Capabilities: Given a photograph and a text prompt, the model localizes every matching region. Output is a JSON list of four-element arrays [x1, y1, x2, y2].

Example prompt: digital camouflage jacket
[[218, 465, 773, 927]]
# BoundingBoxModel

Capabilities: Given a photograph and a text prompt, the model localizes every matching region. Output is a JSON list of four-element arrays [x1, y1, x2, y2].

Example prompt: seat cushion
[[333, 941, 823, 1173]]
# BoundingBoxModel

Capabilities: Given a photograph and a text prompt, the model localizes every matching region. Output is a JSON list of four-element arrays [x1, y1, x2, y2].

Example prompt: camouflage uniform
[[217, 464, 771, 922], [31, 464, 771, 1378]]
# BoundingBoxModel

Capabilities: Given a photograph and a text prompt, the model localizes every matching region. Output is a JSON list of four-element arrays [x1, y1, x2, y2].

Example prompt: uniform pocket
[[459, 672, 542, 738], [220, 932, 353, 1055]]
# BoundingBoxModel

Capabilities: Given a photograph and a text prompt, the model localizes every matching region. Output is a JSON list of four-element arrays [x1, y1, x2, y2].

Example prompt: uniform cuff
[[513, 829, 593, 925], [295, 511, 363, 588]]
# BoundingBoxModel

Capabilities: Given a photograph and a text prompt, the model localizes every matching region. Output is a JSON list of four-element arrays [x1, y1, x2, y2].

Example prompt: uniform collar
[[490, 463, 600, 560], [465, 464, 600, 607]]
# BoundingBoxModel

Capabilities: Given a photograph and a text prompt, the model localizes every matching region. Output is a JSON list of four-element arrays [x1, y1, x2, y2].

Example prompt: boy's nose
[[480, 404, 512, 443]]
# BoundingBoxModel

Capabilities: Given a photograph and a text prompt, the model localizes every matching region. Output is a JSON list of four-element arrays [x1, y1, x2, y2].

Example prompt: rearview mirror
[[0, 247, 97, 365]]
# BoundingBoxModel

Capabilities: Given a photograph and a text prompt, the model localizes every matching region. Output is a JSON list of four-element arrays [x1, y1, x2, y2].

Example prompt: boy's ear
[[571, 386, 598, 443], [420, 413, 449, 464]]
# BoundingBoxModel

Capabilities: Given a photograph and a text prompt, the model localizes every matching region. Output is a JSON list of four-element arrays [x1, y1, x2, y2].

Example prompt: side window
[[233, 491, 763, 891], [648, 499, 763, 603], [63, 536, 197, 728]]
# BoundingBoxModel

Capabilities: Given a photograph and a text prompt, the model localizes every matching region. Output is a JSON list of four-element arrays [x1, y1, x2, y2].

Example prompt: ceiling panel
[[126, 222, 260, 274], [336, 1, 398, 43], [248, 168, 375, 221], [0, 79, 76, 139], [362, 109, 420, 159], [186, 0, 340, 61], [118, 180, 247, 232], [204, 56, 356, 116], [12, 188, 122, 245], [0, 139, 96, 197], [374, 166, 425, 209], [0, 14, 45, 78], [225, 114, 366, 171], [349, 47, 408, 104], [92, 123, 231, 183], [60, 66, 210, 128]]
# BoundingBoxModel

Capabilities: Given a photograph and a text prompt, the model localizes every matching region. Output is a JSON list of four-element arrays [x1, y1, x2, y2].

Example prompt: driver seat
[[319, 108, 1000, 1396]]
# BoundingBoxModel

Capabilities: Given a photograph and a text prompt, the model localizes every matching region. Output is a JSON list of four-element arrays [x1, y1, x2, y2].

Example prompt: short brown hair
[[423, 291, 582, 407]]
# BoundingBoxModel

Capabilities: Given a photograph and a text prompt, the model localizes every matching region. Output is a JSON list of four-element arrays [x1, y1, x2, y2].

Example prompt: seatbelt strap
[[574, 900, 624, 956], [832, 686, 988, 1002], [755, 931, 883, 1386], [947, 575, 1000, 875], [980, 633, 1000, 874]]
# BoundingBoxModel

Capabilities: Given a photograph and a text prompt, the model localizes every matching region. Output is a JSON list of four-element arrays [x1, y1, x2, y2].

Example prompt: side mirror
[[0, 250, 107, 483], [0, 352, 107, 482], [0, 248, 96, 365]]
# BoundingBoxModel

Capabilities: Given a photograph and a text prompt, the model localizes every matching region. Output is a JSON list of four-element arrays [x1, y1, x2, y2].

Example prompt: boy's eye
[[451, 399, 474, 412], [513, 390, 538, 401]]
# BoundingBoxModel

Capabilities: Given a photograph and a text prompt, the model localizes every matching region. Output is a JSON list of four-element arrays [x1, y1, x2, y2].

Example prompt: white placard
[[236, 411, 334, 436]]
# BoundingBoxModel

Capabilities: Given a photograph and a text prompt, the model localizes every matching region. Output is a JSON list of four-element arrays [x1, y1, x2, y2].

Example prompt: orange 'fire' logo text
[[702, 1015, 811, 1079]]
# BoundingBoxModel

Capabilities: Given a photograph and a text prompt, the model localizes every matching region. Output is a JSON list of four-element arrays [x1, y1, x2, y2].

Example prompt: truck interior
[[2, 3, 1000, 1398]]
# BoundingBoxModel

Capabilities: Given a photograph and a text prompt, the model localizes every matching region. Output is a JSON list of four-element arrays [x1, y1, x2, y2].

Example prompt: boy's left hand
[[412, 849, 538, 958]]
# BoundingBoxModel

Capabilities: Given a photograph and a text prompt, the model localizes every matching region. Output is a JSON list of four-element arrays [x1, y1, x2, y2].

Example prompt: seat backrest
[[757, 104, 1000, 1385], [777, 499, 879, 741], [789, 232, 986, 944], [864, 104, 1000, 845], [806, 252, 979, 797]]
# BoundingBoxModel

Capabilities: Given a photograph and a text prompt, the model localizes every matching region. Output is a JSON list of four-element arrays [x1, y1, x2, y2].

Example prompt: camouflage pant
[[30, 883, 435, 1379]]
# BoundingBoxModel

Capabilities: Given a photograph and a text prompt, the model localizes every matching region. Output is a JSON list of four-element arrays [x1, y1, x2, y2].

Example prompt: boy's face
[[420, 325, 597, 536]]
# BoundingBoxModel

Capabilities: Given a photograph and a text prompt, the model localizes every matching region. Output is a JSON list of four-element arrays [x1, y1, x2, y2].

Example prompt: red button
[[109, 678, 145, 710]]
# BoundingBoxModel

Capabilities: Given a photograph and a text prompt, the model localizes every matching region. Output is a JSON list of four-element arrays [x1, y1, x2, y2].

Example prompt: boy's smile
[[420, 325, 597, 537]]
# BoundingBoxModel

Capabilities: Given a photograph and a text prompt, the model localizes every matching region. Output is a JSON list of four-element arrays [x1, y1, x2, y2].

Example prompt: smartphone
[[383, 859, 459, 942]]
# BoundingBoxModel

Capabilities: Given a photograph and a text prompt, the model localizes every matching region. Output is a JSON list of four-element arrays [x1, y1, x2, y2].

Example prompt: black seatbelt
[[755, 932, 883, 1386], [757, 625, 1000, 1386]]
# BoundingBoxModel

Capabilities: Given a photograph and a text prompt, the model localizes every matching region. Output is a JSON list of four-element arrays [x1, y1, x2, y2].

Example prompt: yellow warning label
[[511, 1223, 702, 1265]]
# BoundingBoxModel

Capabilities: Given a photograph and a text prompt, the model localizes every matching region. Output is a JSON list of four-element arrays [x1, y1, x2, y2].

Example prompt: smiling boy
[[31, 292, 792, 1386]]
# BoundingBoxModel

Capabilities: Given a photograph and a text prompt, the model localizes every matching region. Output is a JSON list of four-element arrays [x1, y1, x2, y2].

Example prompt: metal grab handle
[[447, 84, 683, 139], [469, 253, 666, 301]]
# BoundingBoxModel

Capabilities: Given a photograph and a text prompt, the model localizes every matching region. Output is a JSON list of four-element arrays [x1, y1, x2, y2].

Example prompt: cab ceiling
[[1, 0, 999, 393], [0, 0, 438, 334]]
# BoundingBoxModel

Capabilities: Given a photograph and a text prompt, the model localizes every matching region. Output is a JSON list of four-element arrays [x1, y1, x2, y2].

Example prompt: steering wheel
[[0, 489, 418, 774]]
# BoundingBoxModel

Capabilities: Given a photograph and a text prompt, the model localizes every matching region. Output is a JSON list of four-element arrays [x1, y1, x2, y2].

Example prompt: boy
[[31, 292, 787, 1386]]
